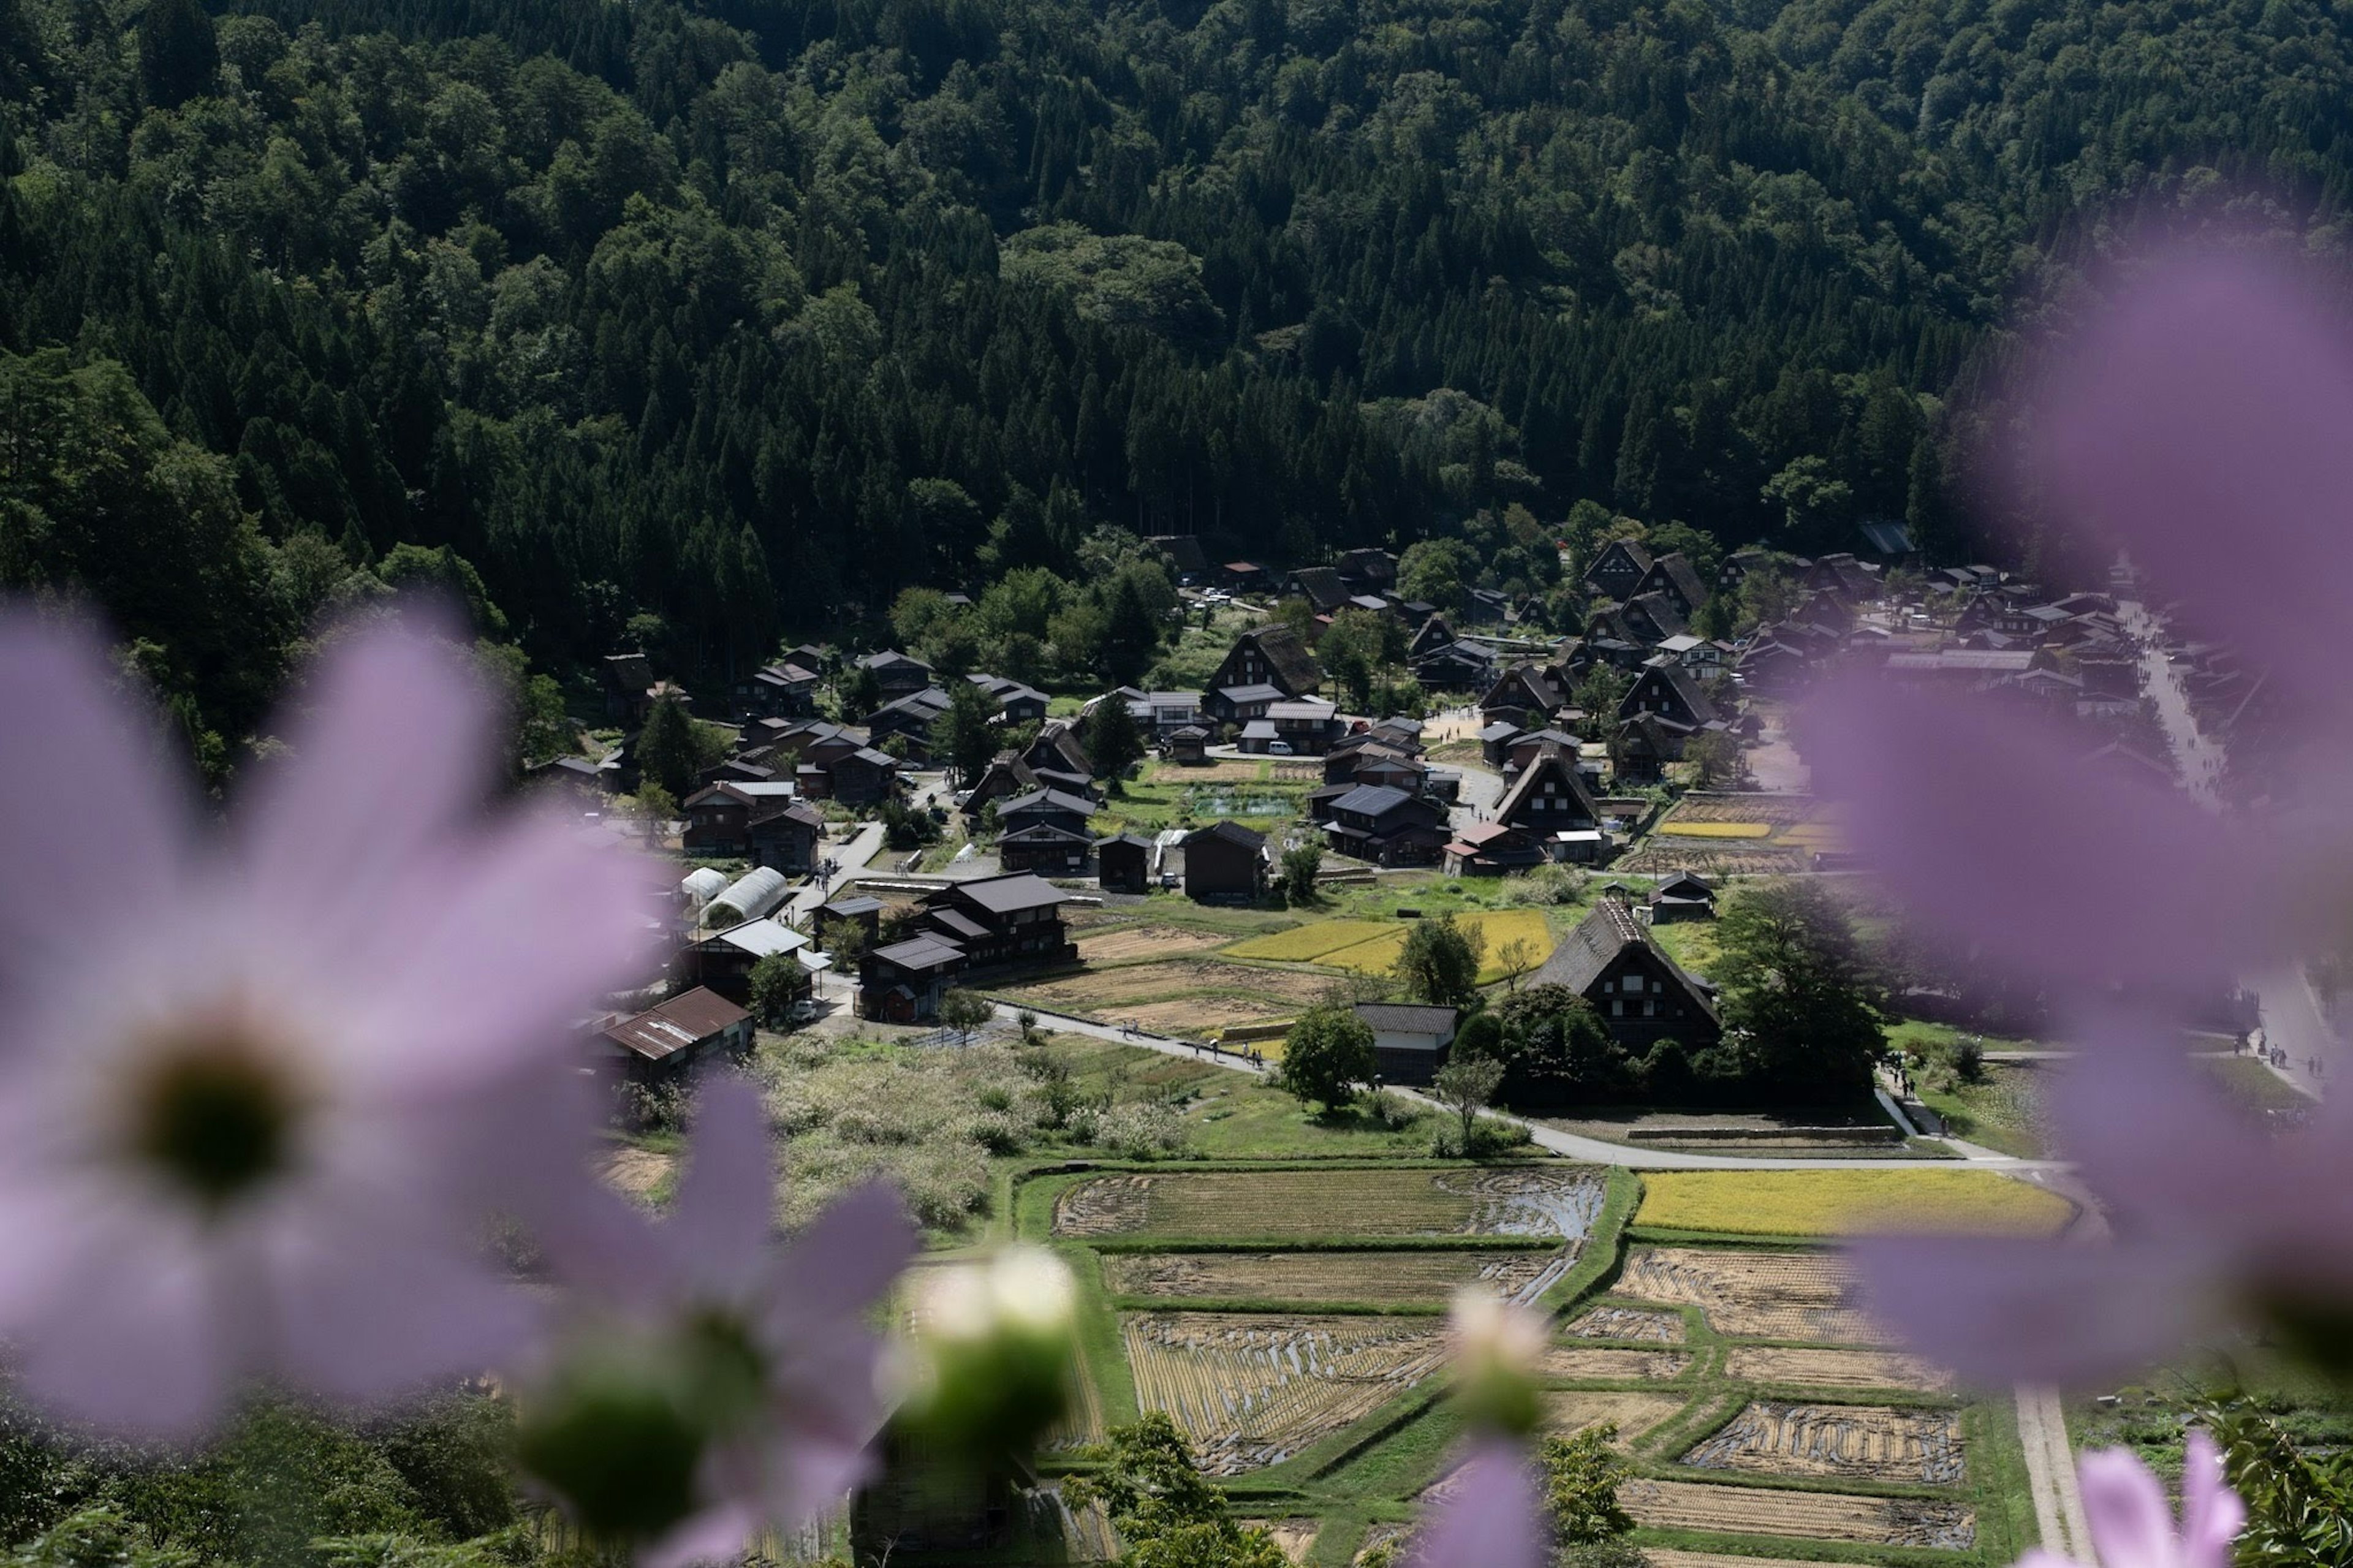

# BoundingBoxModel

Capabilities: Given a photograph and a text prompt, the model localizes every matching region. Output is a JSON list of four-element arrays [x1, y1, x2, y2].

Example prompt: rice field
[[1101, 1249, 1569, 1305], [1656, 821, 1772, 839], [1540, 1346, 1693, 1380], [1670, 793, 1821, 826], [1123, 1312, 1449, 1474], [1683, 1402, 1966, 1486], [1622, 1479, 1976, 1550], [1302, 909, 1556, 983], [1224, 920, 1396, 962], [1617, 1248, 1887, 1344], [1053, 1166, 1607, 1240], [1566, 1301, 1688, 1343], [1721, 1347, 1954, 1393], [1540, 1389, 1688, 1442], [1636, 1169, 2077, 1238]]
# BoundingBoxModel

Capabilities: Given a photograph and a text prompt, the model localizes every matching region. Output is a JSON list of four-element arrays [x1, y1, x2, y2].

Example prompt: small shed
[[597, 987, 753, 1081], [1351, 1002, 1459, 1086], [1648, 871, 1717, 923], [1165, 725, 1210, 765], [816, 895, 885, 947], [1097, 833, 1154, 893], [1182, 821, 1266, 904]]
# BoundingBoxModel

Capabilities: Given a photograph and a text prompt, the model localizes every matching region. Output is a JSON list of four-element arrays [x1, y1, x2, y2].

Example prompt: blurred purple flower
[[1406, 1436, 1548, 1568], [525, 1077, 914, 1568], [1806, 247, 2353, 1383], [0, 610, 661, 1436], [2014, 1432, 2241, 1568]]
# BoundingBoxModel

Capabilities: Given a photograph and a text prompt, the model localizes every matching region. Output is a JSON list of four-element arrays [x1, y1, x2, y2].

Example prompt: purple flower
[[521, 1075, 914, 1568], [0, 610, 660, 1436], [2014, 1432, 2242, 1568], [1806, 246, 2353, 1383], [1406, 1435, 1548, 1568]]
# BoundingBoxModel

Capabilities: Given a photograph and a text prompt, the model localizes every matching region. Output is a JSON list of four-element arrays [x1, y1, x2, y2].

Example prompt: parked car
[[1268, 740, 1295, 755]]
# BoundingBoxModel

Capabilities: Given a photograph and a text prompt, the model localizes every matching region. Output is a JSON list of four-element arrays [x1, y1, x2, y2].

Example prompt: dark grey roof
[[942, 873, 1068, 914], [1287, 566, 1349, 610], [1186, 820, 1266, 850], [997, 823, 1093, 844], [1096, 832, 1156, 849], [870, 934, 964, 971], [998, 787, 1097, 817], [1530, 903, 1716, 1020], [1353, 1002, 1460, 1034], [1219, 681, 1287, 705], [819, 896, 885, 918], [1237, 626, 1323, 695], [1329, 783, 1415, 817], [1646, 552, 1710, 610]]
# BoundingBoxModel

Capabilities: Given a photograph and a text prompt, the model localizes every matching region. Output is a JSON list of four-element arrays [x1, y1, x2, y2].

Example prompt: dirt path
[[2015, 1384, 2090, 1559]]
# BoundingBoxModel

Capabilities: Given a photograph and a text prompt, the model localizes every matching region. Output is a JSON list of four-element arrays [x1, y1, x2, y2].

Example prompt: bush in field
[[1280, 842, 1324, 904], [1542, 1424, 1636, 1546], [1499, 863, 1586, 906], [1278, 1005, 1377, 1114], [1093, 1102, 1189, 1159]]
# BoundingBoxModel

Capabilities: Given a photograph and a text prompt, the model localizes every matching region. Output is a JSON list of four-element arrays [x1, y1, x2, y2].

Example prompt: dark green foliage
[[1064, 1416, 1287, 1568], [1393, 914, 1484, 1008], [1485, 984, 1637, 1102], [1083, 692, 1146, 784], [2201, 1399, 2353, 1566], [1278, 841, 1322, 904], [135, 0, 214, 108], [1540, 1425, 1634, 1548], [633, 696, 705, 800], [933, 678, 1000, 784], [1276, 1004, 1376, 1113], [1711, 880, 1888, 1102], [746, 950, 806, 1026], [879, 798, 940, 849]]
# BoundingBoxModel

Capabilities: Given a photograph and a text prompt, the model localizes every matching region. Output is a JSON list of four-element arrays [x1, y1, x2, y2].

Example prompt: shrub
[[1093, 1102, 1189, 1159], [1499, 863, 1588, 906]]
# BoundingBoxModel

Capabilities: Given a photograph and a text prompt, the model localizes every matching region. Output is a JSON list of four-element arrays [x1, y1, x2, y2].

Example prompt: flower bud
[[896, 1246, 1078, 1460], [1448, 1287, 1547, 1437]]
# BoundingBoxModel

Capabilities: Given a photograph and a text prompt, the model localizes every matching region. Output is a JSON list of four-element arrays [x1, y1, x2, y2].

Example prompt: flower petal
[[2031, 248, 2353, 717], [10, 1204, 228, 1437], [1406, 1437, 1548, 1568], [2180, 1430, 2246, 1568], [1852, 1233, 2219, 1387], [639, 1502, 759, 1568], [764, 1182, 917, 1327], [0, 613, 189, 1009], [1803, 675, 2265, 993], [237, 611, 498, 939], [673, 1076, 778, 1298], [2077, 1446, 2178, 1568]]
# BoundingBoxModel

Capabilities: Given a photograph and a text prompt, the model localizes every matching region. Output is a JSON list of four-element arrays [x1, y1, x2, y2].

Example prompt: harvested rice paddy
[[1636, 1168, 2077, 1238], [1074, 923, 1235, 964], [1053, 1166, 1607, 1240], [1123, 1312, 1448, 1474], [1540, 1346, 1693, 1380], [1648, 1551, 1862, 1568], [1721, 1347, 1954, 1393], [1623, 1479, 1976, 1550], [1101, 1248, 1568, 1305], [1540, 1389, 1688, 1442], [1566, 1301, 1688, 1343], [1683, 1401, 1966, 1486], [1618, 1248, 1887, 1344]]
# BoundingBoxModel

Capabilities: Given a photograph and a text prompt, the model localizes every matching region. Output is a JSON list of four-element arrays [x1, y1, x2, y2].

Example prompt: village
[[487, 517, 2319, 1567]]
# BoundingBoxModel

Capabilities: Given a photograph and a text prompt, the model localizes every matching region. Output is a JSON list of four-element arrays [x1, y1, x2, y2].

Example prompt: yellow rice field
[[1636, 1170, 2076, 1238], [1224, 920, 1396, 963], [1656, 821, 1773, 839], [1308, 909, 1555, 983]]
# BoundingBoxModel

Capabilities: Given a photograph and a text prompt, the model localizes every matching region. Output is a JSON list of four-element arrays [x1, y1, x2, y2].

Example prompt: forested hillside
[[2, 0, 2351, 748]]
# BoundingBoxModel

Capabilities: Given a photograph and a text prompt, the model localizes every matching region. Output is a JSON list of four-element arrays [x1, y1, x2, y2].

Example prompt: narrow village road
[[785, 820, 886, 923], [2125, 600, 2330, 1099]]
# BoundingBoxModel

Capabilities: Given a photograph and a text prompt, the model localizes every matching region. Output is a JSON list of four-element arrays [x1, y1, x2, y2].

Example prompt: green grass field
[[1913, 1061, 2048, 1159], [2197, 1052, 2317, 1115]]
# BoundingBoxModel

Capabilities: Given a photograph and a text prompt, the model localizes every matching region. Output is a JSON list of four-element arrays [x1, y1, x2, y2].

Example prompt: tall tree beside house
[[1396, 540, 1472, 617], [1393, 915, 1485, 1009], [1085, 695, 1147, 789], [1570, 667, 1633, 743], [746, 952, 806, 1027], [1316, 608, 1404, 711], [1279, 842, 1324, 905], [635, 695, 706, 800], [934, 680, 1000, 785], [1277, 1005, 1376, 1115], [1431, 1054, 1504, 1155], [1684, 730, 1746, 790], [1711, 881, 1888, 1101]]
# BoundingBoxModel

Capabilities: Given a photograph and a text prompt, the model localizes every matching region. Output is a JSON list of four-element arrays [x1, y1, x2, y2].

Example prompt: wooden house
[[1320, 784, 1449, 866], [915, 874, 1075, 969], [1443, 820, 1548, 876], [1529, 901, 1719, 1056], [1631, 551, 1710, 619], [860, 934, 967, 1023], [1203, 627, 1323, 727], [596, 987, 752, 1081], [1181, 821, 1268, 903], [858, 650, 937, 699], [1647, 872, 1716, 923], [1097, 833, 1154, 893], [1492, 744, 1604, 861], [1584, 539, 1654, 601], [1352, 1002, 1458, 1086]]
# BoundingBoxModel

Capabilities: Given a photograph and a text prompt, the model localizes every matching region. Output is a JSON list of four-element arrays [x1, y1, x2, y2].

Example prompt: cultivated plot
[[1623, 1478, 1976, 1550], [1540, 1389, 1688, 1442], [1102, 1248, 1568, 1305], [1540, 1346, 1692, 1380], [1647, 1552, 1851, 1568], [1636, 1168, 2075, 1238], [1121, 1312, 1448, 1474], [1721, 1347, 1954, 1393], [1053, 1167, 1607, 1240], [1074, 923, 1234, 964], [1617, 1248, 1888, 1344], [1566, 1301, 1688, 1343], [1683, 1401, 1966, 1486]]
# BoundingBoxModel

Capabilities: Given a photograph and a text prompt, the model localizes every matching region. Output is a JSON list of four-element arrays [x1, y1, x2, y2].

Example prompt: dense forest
[[3, 0, 2352, 751]]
